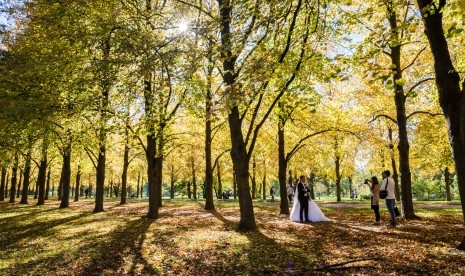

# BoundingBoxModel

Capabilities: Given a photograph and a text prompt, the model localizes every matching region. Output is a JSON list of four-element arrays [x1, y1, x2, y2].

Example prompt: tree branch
[[405, 77, 435, 98], [369, 114, 398, 124], [402, 46, 426, 72], [406, 111, 443, 121]]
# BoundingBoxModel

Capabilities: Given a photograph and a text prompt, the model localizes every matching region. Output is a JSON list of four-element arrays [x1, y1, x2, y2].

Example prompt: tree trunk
[[218, 0, 256, 231], [57, 171, 63, 200], [278, 118, 290, 215], [217, 164, 222, 199], [4, 172, 9, 199], [387, 7, 416, 219], [74, 165, 81, 202], [45, 169, 50, 200], [37, 145, 48, 205], [388, 127, 401, 201], [137, 172, 140, 198], [187, 180, 191, 199], [262, 172, 267, 200], [416, 0, 465, 249], [110, 180, 113, 198], [146, 134, 159, 219], [9, 154, 18, 203], [0, 167, 6, 201], [205, 78, 215, 210], [94, 144, 106, 212], [59, 144, 72, 209], [233, 171, 237, 200], [309, 173, 315, 200], [20, 147, 32, 205], [445, 167, 451, 201], [155, 156, 163, 206], [251, 156, 257, 199], [17, 172, 22, 198], [170, 165, 175, 199], [34, 179, 39, 199], [121, 138, 129, 205], [190, 156, 197, 200], [229, 108, 257, 230]]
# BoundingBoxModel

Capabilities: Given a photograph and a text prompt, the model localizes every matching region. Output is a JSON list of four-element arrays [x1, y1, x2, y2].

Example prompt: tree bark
[[170, 164, 175, 200], [4, 172, 9, 199], [278, 117, 290, 214], [45, 169, 50, 200], [0, 167, 6, 201], [137, 172, 140, 198], [74, 165, 81, 202], [388, 127, 401, 201], [386, 4, 417, 219], [9, 154, 18, 203], [205, 74, 215, 210], [37, 144, 48, 205], [20, 147, 32, 204], [59, 143, 72, 209], [262, 172, 267, 200], [445, 167, 451, 201], [335, 138, 342, 202], [17, 172, 22, 198], [192, 157, 197, 200], [217, 163, 222, 199], [233, 171, 237, 200], [146, 133, 159, 219], [251, 156, 257, 200], [309, 173, 316, 200], [121, 135, 129, 205], [416, 0, 465, 249]]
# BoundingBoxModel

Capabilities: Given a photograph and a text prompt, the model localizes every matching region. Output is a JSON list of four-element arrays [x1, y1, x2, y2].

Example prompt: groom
[[297, 175, 309, 223]]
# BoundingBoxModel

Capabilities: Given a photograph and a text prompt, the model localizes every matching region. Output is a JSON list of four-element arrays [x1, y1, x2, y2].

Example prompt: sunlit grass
[[1, 198, 464, 275]]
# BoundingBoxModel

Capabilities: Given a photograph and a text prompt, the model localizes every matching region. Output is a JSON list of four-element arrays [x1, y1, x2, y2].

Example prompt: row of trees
[[0, 0, 464, 248]]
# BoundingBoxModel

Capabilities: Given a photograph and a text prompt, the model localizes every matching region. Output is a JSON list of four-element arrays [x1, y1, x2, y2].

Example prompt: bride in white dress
[[290, 188, 330, 222]]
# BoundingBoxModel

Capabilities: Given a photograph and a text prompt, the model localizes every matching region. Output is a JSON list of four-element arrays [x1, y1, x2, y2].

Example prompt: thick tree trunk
[[37, 146, 48, 205], [59, 145, 72, 209], [278, 119, 289, 215], [229, 107, 257, 230], [217, 164, 222, 199], [187, 180, 191, 199], [34, 180, 39, 199], [445, 167, 451, 201], [9, 154, 18, 203], [20, 148, 32, 204], [388, 127, 401, 201], [146, 134, 159, 219], [416, 0, 465, 249], [218, 0, 256, 230], [233, 172, 237, 200], [94, 145, 106, 212], [387, 7, 417, 219], [121, 141, 129, 205], [0, 167, 6, 201], [110, 180, 113, 198], [74, 165, 81, 202]]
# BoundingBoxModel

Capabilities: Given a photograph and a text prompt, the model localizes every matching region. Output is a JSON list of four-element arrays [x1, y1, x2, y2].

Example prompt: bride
[[290, 176, 330, 222]]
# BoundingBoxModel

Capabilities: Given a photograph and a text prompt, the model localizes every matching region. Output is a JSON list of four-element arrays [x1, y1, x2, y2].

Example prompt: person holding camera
[[381, 170, 396, 228], [365, 177, 381, 225]]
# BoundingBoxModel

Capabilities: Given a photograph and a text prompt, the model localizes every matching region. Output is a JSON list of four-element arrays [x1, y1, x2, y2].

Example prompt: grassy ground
[[1, 198, 464, 275]]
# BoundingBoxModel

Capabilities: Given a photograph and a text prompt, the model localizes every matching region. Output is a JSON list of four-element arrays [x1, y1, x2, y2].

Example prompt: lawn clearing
[[1, 199, 464, 275]]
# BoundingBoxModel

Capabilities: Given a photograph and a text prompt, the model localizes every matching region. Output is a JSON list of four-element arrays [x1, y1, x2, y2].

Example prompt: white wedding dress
[[290, 190, 330, 222]]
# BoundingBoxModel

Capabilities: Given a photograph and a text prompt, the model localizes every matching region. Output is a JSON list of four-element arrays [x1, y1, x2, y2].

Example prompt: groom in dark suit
[[297, 175, 309, 222]]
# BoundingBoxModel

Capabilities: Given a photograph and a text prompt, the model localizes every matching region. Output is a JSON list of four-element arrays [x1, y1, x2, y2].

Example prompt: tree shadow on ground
[[77, 217, 156, 276], [0, 212, 91, 248]]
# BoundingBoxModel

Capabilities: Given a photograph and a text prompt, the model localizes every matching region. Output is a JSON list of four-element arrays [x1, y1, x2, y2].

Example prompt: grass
[[1, 198, 465, 275]]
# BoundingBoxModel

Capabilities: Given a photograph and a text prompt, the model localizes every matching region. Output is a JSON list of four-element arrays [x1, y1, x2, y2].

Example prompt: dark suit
[[297, 181, 309, 222]]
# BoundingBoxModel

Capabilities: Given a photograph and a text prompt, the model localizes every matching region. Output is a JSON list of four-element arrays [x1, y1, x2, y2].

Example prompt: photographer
[[364, 177, 380, 225]]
